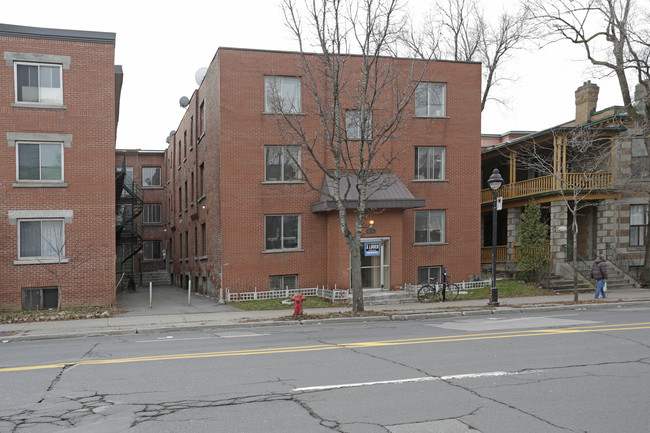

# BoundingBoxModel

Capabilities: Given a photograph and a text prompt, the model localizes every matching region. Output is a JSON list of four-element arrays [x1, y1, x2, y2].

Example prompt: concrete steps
[[138, 270, 171, 287]]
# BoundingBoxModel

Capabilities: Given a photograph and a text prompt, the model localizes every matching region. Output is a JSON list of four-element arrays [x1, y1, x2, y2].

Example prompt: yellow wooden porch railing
[[481, 243, 550, 264], [481, 172, 614, 204]]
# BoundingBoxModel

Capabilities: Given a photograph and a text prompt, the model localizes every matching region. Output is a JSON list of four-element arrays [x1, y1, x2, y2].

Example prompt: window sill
[[142, 185, 163, 189], [413, 115, 449, 119], [199, 255, 208, 261], [261, 181, 304, 185], [12, 102, 67, 110], [413, 242, 448, 247], [190, 146, 193, 152], [13, 182, 68, 188], [14, 258, 69, 265], [412, 179, 448, 183], [262, 111, 304, 116], [143, 222, 164, 226], [263, 248, 304, 254]]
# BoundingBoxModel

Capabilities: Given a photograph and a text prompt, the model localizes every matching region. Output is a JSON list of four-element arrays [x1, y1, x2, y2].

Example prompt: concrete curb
[[4, 300, 650, 343]]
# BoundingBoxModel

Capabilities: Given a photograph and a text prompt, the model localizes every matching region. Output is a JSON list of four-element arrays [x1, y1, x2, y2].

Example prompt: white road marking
[[293, 370, 544, 392], [137, 332, 266, 343], [430, 316, 598, 331]]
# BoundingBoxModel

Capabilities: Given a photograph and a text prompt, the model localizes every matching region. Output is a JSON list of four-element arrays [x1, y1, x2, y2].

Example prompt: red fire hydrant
[[291, 293, 306, 316]]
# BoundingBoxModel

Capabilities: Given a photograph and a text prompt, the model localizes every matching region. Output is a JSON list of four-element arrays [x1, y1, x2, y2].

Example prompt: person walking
[[590, 255, 608, 299]]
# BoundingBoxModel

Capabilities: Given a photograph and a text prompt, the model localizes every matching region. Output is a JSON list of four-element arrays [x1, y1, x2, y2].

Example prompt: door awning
[[312, 172, 425, 212]]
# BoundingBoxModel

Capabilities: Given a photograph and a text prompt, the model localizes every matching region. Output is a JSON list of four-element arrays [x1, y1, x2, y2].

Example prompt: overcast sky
[[4, 0, 623, 150]]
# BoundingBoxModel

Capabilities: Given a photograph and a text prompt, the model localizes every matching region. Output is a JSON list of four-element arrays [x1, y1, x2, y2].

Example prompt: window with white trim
[[142, 167, 161, 187], [415, 82, 446, 117], [17, 142, 63, 182], [265, 214, 300, 251], [346, 110, 372, 140], [143, 204, 162, 224], [18, 219, 65, 259], [270, 274, 298, 291], [15, 62, 63, 105], [143, 241, 162, 261], [265, 146, 300, 182], [414, 210, 445, 244], [630, 204, 648, 247], [415, 147, 445, 180], [265, 76, 301, 114]]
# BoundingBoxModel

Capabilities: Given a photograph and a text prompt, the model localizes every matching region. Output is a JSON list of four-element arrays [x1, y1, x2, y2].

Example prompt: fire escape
[[115, 158, 144, 287]]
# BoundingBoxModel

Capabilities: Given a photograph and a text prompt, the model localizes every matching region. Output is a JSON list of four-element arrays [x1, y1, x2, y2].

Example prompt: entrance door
[[358, 238, 390, 290]]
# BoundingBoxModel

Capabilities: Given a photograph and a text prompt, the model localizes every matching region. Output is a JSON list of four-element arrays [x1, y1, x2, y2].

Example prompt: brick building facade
[[0, 24, 121, 310], [164, 48, 482, 298]]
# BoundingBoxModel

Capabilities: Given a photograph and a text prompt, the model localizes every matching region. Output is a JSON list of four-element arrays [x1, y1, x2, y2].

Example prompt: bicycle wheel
[[417, 285, 436, 302], [444, 283, 459, 301]]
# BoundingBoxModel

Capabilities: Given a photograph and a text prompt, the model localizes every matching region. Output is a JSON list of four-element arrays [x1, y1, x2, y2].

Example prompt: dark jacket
[[590, 258, 607, 280]]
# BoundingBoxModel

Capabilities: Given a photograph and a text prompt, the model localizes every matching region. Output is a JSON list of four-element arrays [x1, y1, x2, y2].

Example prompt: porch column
[[507, 207, 523, 264], [550, 200, 568, 274], [595, 202, 615, 257]]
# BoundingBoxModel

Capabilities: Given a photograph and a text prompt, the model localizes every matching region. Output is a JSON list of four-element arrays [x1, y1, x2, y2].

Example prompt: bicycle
[[417, 276, 459, 302]]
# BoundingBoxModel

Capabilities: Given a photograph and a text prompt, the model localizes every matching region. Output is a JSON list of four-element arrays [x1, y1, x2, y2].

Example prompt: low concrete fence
[[226, 286, 349, 303]]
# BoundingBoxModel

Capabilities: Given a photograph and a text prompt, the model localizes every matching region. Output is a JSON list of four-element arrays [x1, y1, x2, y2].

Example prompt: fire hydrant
[[291, 293, 306, 316]]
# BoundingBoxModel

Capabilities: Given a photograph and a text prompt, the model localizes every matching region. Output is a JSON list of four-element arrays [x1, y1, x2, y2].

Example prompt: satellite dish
[[195, 67, 208, 85], [179, 96, 190, 108]]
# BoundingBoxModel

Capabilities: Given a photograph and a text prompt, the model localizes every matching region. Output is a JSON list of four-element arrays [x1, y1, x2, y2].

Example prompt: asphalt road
[[1, 306, 649, 432]]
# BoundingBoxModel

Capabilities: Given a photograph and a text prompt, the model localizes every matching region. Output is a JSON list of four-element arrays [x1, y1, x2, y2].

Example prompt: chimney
[[575, 80, 599, 124]]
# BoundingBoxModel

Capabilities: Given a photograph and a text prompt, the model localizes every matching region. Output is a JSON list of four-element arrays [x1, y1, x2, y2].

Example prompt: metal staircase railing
[[563, 244, 592, 281], [605, 243, 640, 280]]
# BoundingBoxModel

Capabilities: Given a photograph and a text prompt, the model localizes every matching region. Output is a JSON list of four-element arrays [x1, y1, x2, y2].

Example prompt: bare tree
[[517, 127, 616, 302], [405, 0, 531, 111], [528, 0, 650, 281], [276, 0, 423, 311]]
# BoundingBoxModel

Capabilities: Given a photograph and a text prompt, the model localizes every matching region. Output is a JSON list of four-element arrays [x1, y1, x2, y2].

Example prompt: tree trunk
[[349, 243, 364, 312], [572, 222, 579, 303]]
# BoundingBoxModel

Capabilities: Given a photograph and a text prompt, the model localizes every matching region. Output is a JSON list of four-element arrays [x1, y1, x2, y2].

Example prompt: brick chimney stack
[[575, 80, 599, 125]]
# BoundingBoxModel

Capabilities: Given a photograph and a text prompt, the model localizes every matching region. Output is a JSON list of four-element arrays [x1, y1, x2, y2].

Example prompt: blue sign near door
[[364, 241, 381, 256]]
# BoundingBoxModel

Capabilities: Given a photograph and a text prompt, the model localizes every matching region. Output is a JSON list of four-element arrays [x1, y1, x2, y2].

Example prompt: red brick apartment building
[[164, 48, 482, 299], [115, 149, 168, 285], [0, 24, 121, 310]]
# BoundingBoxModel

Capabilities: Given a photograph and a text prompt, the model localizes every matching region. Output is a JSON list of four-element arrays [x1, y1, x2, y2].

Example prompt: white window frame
[[14, 61, 63, 106], [16, 141, 64, 183], [265, 214, 301, 251], [143, 240, 163, 261], [264, 146, 301, 182], [418, 266, 442, 285], [17, 219, 65, 261], [630, 204, 648, 247], [415, 82, 446, 117], [415, 147, 445, 180], [414, 210, 446, 244], [346, 110, 372, 140], [142, 167, 161, 187], [265, 76, 301, 114]]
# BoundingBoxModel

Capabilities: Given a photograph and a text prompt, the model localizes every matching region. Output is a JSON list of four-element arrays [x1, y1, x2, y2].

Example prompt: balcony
[[481, 172, 615, 204]]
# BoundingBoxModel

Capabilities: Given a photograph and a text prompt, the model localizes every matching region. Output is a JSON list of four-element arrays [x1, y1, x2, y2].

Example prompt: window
[[18, 219, 64, 259], [200, 163, 205, 197], [15, 62, 63, 105], [346, 110, 372, 140], [415, 82, 446, 117], [143, 241, 162, 261], [22, 286, 58, 310], [265, 214, 300, 251], [414, 210, 445, 244], [201, 223, 206, 256], [418, 266, 442, 285], [415, 147, 445, 180], [17, 142, 63, 181], [265, 146, 300, 182], [143, 204, 162, 224], [185, 231, 189, 259], [199, 101, 205, 135], [142, 167, 161, 187], [630, 204, 648, 247], [270, 275, 298, 291], [265, 76, 301, 114]]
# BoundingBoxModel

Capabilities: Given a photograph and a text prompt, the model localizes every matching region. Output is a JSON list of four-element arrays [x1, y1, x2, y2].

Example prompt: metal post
[[149, 282, 152, 308], [188, 279, 191, 305], [489, 189, 500, 306]]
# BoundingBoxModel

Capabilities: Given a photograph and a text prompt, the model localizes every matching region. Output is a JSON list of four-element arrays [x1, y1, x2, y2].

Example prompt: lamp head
[[488, 168, 504, 191]]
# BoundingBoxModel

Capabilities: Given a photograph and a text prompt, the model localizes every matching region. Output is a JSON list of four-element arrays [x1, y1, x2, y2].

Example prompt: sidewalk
[[3, 285, 650, 342]]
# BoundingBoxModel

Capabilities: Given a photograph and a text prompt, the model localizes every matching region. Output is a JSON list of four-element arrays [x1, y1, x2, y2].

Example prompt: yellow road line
[[2, 322, 649, 373]]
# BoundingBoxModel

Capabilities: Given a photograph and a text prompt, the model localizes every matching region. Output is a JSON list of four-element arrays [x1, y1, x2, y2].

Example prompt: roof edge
[[0, 23, 116, 45]]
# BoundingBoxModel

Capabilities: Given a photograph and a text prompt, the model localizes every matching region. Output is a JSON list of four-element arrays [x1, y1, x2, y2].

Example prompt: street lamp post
[[488, 168, 504, 307]]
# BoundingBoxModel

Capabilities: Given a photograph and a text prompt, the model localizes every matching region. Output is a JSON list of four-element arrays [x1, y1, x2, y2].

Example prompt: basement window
[[22, 286, 58, 310]]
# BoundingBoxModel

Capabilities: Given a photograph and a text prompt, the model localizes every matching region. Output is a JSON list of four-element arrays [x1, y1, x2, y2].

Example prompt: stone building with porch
[[481, 81, 649, 287]]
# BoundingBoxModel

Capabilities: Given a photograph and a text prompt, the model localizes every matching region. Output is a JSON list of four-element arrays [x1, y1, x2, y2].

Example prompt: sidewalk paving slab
[[2, 285, 650, 342]]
